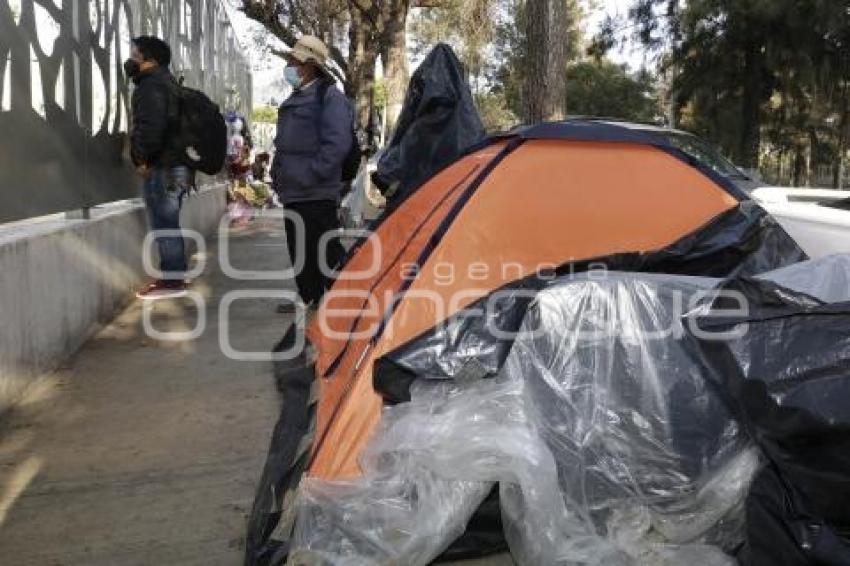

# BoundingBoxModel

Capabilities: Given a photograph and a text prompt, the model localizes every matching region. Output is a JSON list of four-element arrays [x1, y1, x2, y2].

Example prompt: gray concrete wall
[[0, 185, 226, 414]]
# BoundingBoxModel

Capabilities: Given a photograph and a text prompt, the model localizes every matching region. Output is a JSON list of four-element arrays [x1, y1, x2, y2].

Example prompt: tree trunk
[[834, 89, 848, 189], [380, 0, 410, 134], [663, 65, 679, 128], [547, 0, 570, 119], [793, 140, 806, 187], [806, 129, 817, 187], [739, 43, 763, 169], [522, 0, 548, 123], [347, 9, 379, 131], [521, 0, 569, 123]]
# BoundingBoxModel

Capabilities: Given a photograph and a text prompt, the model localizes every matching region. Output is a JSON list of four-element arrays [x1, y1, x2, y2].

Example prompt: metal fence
[[0, 0, 252, 223]]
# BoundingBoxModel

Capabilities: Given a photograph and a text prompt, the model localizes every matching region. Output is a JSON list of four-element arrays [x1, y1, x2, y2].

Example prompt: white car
[[752, 187, 850, 258]]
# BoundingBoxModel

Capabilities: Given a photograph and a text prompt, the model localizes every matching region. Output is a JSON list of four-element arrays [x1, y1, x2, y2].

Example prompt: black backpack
[[171, 79, 227, 175], [316, 80, 362, 182]]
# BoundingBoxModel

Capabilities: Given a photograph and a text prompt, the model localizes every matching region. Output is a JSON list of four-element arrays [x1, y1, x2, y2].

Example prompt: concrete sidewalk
[[0, 217, 290, 565], [0, 214, 516, 566]]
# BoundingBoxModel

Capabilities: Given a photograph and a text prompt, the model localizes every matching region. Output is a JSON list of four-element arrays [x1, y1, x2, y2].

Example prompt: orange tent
[[246, 119, 805, 564], [307, 124, 748, 480]]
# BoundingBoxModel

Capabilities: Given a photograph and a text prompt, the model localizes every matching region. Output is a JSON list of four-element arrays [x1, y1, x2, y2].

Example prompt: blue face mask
[[284, 66, 302, 89]]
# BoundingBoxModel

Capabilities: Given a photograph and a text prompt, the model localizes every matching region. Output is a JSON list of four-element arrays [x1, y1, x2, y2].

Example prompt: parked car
[[751, 187, 850, 257]]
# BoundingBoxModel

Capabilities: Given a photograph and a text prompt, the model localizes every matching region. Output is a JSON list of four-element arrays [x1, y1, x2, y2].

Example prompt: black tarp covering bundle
[[287, 274, 756, 564], [688, 257, 850, 565], [371, 44, 485, 206]]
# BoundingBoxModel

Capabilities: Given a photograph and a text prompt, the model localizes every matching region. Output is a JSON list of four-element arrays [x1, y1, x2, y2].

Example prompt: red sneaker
[[135, 280, 189, 300]]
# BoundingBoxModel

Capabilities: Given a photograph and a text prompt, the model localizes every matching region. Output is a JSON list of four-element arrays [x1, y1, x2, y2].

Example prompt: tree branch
[[347, 0, 379, 27], [242, 0, 349, 77], [240, 0, 298, 46], [286, 0, 311, 35]]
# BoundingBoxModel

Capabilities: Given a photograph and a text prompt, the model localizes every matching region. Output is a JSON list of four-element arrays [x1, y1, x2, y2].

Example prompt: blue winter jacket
[[271, 79, 354, 203]]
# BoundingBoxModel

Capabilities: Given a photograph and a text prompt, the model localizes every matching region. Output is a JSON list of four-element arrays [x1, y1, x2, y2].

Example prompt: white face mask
[[284, 65, 302, 89]]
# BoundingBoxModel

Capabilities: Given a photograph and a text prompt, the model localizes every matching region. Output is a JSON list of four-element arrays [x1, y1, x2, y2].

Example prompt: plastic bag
[[290, 377, 509, 565]]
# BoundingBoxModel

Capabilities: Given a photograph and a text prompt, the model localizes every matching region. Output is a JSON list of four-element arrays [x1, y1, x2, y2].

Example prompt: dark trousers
[[142, 165, 190, 279], [284, 200, 346, 305]]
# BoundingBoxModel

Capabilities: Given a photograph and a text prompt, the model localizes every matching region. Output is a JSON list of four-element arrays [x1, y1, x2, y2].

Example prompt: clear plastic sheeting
[[499, 275, 756, 565], [290, 378, 505, 565], [290, 472, 491, 566], [288, 273, 759, 565], [755, 253, 850, 303]]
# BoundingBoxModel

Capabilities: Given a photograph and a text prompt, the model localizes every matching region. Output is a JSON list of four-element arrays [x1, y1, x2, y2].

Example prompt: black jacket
[[130, 67, 184, 168]]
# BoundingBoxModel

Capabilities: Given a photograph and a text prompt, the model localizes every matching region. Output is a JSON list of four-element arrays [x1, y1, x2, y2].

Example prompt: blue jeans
[[142, 165, 190, 278]]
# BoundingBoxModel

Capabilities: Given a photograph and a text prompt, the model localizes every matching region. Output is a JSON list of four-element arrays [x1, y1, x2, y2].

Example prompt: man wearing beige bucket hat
[[272, 35, 354, 313]]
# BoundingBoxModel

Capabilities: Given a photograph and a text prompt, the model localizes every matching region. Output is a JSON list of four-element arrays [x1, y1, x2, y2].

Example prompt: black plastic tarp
[[371, 43, 485, 206], [291, 271, 756, 564], [687, 258, 850, 566], [374, 201, 806, 404]]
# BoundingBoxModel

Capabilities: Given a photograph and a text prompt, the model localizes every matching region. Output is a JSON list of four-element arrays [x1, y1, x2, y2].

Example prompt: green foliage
[[566, 61, 658, 122], [489, 1, 526, 115], [251, 105, 278, 124], [474, 92, 518, 132], [620, 0, 850, 181], [410, 0, 497, 83], [372, 78, 387, 109]]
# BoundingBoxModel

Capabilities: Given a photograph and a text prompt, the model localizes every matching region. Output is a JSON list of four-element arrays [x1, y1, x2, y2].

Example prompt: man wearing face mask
[[125, 36, 192, 299], [272, 35, 354, 313]]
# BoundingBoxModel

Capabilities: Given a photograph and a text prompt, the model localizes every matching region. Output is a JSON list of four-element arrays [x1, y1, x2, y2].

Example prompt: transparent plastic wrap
[[290, 472, 491, 566], [755, 253, 850, 302], [499, 275, 756, 565], [289, 273, 759, 565], [289, 377, 517, 565], [290, 374, 628, 565]]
